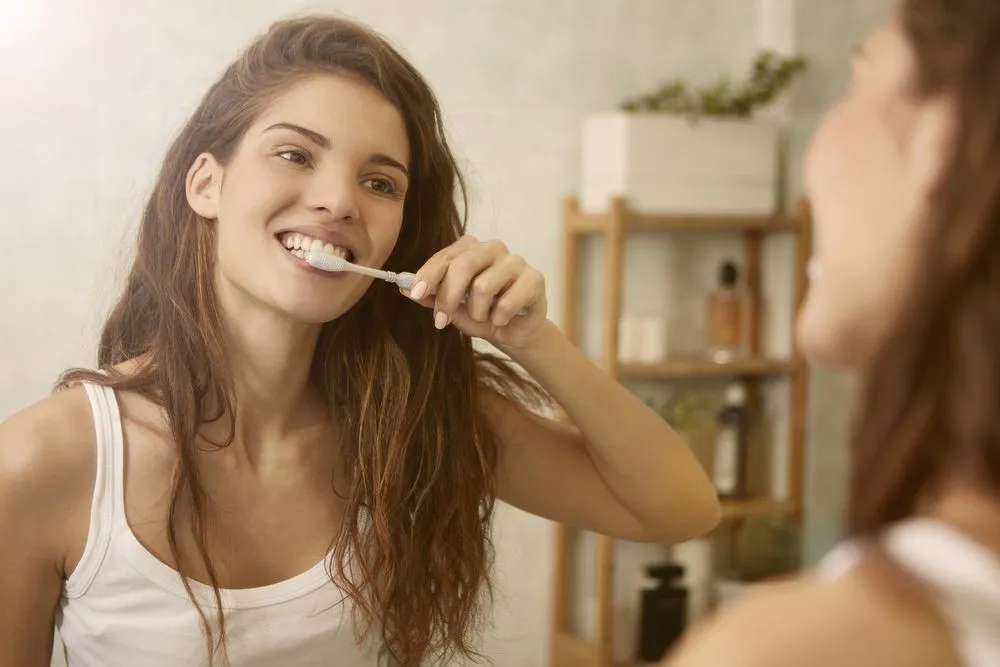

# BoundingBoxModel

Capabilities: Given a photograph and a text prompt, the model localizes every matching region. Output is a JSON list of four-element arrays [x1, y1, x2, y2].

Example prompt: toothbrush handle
[[393, 272, 528, 316]]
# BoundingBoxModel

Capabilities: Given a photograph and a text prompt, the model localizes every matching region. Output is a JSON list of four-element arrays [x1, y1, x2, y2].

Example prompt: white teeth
[[277, 232, 352, 260]]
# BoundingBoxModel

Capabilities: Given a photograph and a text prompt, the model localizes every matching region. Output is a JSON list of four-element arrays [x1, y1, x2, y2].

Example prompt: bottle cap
[[646, 563, 685, 582], [719, 260, 739, 287], [724, 382, 746, 406]]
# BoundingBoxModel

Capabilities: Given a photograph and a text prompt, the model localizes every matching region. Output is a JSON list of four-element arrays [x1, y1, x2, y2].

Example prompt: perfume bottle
[[712, 382, 750, 499], [706, 260, 748, 362], [637, 563, 688, 662]]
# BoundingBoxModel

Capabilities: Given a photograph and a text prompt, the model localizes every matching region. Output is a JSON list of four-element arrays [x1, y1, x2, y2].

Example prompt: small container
[[637, 315, 667, 363], [619, 314, 667, 363], [712, 382, 750, 499], [706, 260, 749, 362], [618, 315, 641, 363], [637, 563, 688, 662]]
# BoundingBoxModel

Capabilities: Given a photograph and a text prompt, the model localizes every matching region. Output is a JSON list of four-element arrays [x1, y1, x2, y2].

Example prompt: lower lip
[[275, 239, 351, 278]]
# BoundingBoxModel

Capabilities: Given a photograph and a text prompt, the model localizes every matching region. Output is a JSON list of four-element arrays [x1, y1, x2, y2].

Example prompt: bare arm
[[0, 389, 95, 666], [492, 321, 721, 543]]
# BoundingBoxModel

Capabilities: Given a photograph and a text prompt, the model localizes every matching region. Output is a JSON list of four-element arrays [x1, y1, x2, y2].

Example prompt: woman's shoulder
[[661, 549, 963, 667], [0, 385, 98, 572], [0, 384, 98, 489]]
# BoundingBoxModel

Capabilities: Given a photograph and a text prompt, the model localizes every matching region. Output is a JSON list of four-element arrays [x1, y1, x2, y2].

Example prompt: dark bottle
[[637, 563, 688, 662]]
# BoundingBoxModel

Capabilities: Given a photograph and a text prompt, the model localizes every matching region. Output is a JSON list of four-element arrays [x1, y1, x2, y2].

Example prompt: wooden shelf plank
[[628, 211, 798, 232], [552, 633, 602, 667], [568, 211, 615, 233], [721, 498, 798, 519], [567, 209, 799, 234], [619, 357, 796, 379]]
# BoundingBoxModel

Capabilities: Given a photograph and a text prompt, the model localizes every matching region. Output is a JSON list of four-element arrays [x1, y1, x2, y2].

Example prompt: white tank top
[[55, 382, 381, 666], [819, 518, 1000, 667]]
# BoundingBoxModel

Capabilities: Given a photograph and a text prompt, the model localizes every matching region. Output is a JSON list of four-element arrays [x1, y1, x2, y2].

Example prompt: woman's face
[[187, 74, 411, 324], [797, 17, 954, 369]]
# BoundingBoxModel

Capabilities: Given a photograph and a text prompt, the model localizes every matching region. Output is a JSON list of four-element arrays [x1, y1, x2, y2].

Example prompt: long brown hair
[[59, 15, 545, 666], [848, 0, 1000, 535]]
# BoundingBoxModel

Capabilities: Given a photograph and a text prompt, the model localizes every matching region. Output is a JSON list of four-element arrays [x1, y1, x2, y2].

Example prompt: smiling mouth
[[276, 232, 355, 263]]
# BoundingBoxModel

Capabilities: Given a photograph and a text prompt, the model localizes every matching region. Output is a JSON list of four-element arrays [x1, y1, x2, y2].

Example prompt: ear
[[185, 153, 223, 220]]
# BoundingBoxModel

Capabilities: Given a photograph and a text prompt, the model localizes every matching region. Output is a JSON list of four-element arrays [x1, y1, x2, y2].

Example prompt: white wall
[[0, 1, 886, 666]]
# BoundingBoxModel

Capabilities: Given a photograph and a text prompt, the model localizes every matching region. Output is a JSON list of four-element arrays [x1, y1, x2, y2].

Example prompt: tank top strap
[[817, 519, 1000, 667], [64, 381, 126, 598]]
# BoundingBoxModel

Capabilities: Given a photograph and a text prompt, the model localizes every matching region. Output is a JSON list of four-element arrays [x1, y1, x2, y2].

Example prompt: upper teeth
[[278, 233, 351, 259]]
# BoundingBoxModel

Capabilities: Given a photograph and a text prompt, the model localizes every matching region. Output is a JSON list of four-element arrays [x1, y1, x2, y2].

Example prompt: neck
[[213, 282, 327, 458]]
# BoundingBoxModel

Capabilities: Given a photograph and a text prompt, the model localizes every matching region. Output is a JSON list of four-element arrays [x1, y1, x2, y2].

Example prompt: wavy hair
[[60, 15, 546, 667], [848, 0, 1000, 534]]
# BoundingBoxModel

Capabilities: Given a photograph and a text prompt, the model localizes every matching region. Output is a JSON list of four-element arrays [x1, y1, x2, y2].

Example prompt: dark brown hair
[[848, 0, 1000, 534], [59, 15, 545, 667]]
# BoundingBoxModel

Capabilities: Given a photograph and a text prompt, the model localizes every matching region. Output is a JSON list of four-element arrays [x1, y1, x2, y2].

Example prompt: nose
[[305, 169, 360, 222]]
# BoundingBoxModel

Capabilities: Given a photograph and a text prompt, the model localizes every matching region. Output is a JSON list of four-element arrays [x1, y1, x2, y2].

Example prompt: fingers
[[433, 241, 506, 322], [489, 268, 544, 327], [404, 236, 543, 332], [462, 253, 525, 323], [407, 235, 480, 302]]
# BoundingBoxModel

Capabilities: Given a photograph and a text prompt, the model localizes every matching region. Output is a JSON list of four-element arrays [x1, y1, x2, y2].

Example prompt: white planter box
[[580, 112, 780, 215]]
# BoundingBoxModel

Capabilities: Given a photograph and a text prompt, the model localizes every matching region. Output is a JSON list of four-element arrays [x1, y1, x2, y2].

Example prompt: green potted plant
[[579, 51, 808, 215], [713, 514, 800, 605]]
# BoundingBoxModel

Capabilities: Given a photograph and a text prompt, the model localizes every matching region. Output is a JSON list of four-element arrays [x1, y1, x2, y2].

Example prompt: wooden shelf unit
[[550, 196, 813, 667]]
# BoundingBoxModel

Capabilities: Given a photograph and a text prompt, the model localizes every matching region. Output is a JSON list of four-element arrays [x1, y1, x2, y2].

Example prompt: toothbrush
[[305, 251, 419, 290], [304, 252, 529, 315]]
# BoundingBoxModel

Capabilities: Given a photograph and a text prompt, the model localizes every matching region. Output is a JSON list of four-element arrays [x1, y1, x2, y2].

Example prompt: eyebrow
[[263, 122, 409, 176]]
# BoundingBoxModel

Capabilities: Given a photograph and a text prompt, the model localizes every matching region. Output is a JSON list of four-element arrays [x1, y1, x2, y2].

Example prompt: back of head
[[61, 14, 542, 666], [849, 0, 1000, 535]]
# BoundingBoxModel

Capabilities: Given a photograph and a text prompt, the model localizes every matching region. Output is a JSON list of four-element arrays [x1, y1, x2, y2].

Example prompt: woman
[[664, 1, 1000, 666], [0, 14, 720, 667]]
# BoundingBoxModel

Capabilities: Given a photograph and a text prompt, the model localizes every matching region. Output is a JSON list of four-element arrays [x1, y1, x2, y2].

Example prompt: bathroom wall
[[0, 1, 890, 665]]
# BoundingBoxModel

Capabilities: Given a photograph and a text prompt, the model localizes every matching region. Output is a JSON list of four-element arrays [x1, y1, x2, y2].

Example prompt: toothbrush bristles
[[304, 251, 348, 272]]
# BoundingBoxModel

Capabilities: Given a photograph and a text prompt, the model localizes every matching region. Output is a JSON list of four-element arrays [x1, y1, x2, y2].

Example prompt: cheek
[[218, 159, 299, 229], [367, 207, 405, 264], [799, 97, 919, 365], [805, 101, 874, 222], [806, 93, 915, 266]]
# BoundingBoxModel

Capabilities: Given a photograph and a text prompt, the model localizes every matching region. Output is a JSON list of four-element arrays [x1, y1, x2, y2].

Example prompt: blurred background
[[0, 1, 889, 665]]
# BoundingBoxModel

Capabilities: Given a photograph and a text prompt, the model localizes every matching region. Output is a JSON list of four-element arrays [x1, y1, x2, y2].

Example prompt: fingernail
[[434, 311, 450, 329], [410, 281, 428, 300]]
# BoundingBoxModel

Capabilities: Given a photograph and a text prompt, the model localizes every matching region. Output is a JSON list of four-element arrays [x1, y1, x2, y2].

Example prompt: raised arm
[[404, 235, 720, 543], [487, 321, 720, 543]]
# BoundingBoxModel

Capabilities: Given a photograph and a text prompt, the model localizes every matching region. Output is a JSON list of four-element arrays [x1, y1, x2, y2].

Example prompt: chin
[[795, 295, 864, 371], [273, 293, 362, 325]]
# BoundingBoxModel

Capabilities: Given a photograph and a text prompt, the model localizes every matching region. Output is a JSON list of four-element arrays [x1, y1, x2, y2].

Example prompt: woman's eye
[[364, 177, 398, 196], [276, 149, 311, 166]]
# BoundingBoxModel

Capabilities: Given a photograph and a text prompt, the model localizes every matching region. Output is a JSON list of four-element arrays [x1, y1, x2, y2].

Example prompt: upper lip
[[274, 226, 362, 259]]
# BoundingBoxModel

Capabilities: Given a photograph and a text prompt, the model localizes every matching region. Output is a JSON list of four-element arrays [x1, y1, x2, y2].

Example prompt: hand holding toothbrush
[[402, 236, 549, 350], [305, 235, 549, 350]]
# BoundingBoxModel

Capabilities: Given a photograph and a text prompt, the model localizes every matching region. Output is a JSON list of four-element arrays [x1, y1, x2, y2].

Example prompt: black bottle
[[637, 563, 688, 662]]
